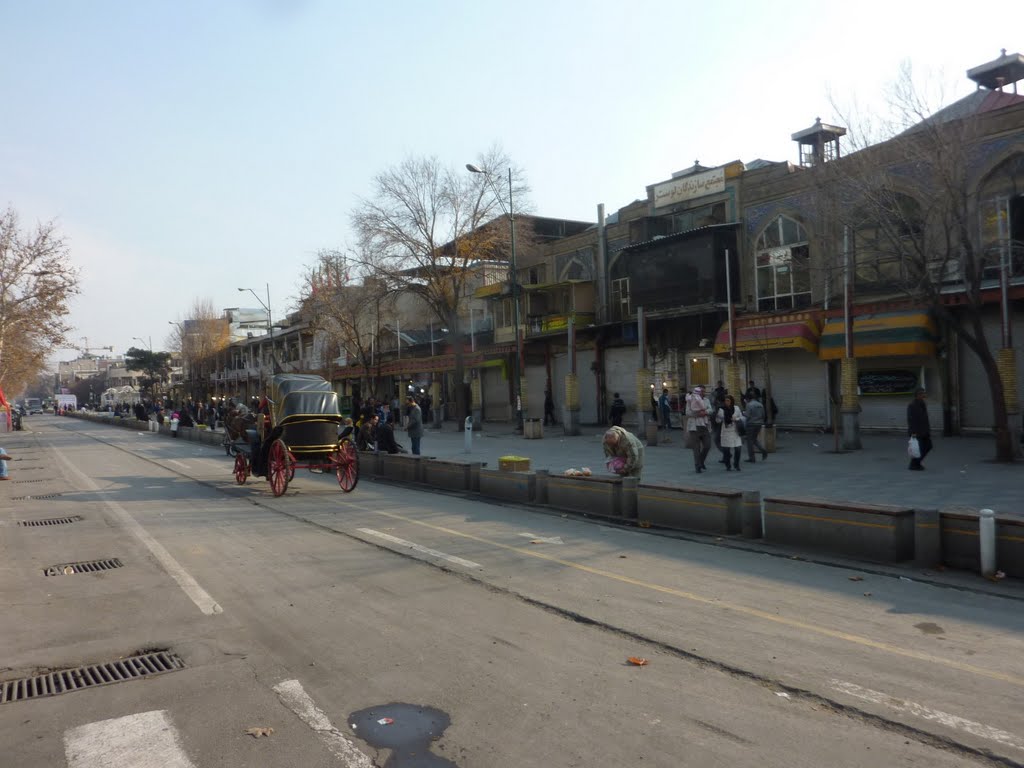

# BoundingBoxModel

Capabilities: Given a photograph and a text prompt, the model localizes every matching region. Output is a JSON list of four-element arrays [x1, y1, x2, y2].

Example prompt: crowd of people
[[604, 379, 777, 479]]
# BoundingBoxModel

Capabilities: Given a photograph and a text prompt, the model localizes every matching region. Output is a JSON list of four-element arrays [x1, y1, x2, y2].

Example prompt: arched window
[[754, 215, 810, 312], [978, 154, 1024, 280]]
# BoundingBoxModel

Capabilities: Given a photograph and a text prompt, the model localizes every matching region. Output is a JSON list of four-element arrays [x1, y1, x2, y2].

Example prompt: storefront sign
[[858, 369, 920, 396], [652, 168, 725, 208]]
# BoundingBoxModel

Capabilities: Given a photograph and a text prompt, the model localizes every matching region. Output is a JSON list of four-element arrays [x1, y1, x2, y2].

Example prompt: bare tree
[[351, 147, 530, 424], [815, 64, 1023, 460], [298, 249, 396, 395], [169, 298, 230, 401], [0, 207, 79, 397]]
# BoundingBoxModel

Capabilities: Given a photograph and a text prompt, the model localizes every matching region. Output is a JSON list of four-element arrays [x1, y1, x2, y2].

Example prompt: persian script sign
[[652, 168, 726, 207], [858, 369, 920, 396]]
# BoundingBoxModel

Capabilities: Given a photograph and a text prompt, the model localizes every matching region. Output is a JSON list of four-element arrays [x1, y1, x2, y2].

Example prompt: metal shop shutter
[[761, 350, 827, 429]]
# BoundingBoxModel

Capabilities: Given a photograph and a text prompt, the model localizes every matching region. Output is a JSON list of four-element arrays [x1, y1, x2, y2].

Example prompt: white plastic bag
[[907, 436, 921, 459]]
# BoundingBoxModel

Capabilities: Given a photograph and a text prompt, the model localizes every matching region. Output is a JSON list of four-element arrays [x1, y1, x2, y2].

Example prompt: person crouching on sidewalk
[[602, 426, 644, 479]]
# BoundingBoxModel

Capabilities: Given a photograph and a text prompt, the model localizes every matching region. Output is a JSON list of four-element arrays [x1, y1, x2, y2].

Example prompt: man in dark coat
[[907, 388, 932, 470]]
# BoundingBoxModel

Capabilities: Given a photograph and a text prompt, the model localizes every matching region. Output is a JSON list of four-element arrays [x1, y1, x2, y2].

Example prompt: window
[[610, 277, 631, 321], [854, 195, 923, 292], [671, 201, 726, 233], [755, 216, 811, 311]]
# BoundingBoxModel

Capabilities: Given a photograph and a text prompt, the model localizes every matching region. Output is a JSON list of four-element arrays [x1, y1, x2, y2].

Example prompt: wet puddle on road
[[349, 703, 457, 767]]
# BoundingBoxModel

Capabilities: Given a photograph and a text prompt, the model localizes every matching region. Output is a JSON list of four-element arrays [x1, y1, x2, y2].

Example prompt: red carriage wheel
[[233, 452, 248, 485], [287, 449, 297, 481], [268, 439, 290, 497], [333, 438, 359, 492]]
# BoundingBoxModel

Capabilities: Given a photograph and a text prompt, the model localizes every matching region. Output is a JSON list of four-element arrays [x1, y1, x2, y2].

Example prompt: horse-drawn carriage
[[229, 374, 358, 497]]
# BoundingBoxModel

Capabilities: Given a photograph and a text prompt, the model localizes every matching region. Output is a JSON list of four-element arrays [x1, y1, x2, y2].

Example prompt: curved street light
[[466, 163, 523, 432]]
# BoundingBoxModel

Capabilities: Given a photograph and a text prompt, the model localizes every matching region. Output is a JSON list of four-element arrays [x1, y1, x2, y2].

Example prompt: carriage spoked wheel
[[233, 452, 249, 485], [332, 438, 359, 493], [287, 449, 297, 481], [268, 439, 291, 497]]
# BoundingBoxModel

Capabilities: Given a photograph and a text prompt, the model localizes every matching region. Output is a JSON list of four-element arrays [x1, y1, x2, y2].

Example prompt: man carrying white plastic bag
[[906, 388, 932, 471]]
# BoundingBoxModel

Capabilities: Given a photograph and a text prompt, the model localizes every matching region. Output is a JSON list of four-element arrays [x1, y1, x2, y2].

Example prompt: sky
[[2, 1, 1020, 365]]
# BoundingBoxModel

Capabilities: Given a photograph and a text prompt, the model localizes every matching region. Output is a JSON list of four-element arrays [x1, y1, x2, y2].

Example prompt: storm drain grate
[[12, 494, 63, 501], [0, 651, 185, 704], [19, 516, 83, 527], [13, 479, 47, 483], [44, 558, 123, 576]]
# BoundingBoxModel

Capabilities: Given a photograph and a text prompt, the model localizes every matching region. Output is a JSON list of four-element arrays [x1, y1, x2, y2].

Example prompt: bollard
[[464, 416, 473, 453], [979, 508, 997, 578]]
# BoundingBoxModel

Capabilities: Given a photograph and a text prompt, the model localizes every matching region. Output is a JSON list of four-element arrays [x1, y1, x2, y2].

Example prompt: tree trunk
[[964, 312, 1015, 462], [449, 311, 467, 430]]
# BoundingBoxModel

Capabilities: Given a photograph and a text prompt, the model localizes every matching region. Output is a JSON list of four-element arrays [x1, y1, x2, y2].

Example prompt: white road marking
[[64, 710, 196, 768], [829, 679, 1024, 752], [357, 528, 482, 569], [55, 452, 223, 615], [518, 532, 564, 544], [273, 679, 375, 767], [167, 459, 190, 469]]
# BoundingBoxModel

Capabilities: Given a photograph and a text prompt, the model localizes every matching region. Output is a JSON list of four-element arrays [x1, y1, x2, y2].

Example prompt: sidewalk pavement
[[399, 422, 1024, 516]]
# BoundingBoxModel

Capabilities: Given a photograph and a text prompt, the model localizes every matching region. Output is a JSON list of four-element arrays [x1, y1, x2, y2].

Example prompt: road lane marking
[[357, 528, 482, 569], [363, 507, 1024, 688], [65, 710, 196, 768], [55, 451, 223, 615], [518, 533, 564, 544], [829, 679, 1024, 752], [167, 459, 190, 469], [273, 679, 375, 767]]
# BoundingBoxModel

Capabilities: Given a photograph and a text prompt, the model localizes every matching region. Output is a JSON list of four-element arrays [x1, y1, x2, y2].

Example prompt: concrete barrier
[[357, 451, 380, 478], [637, 483, 747, 534], [376, 453, 425, 484], [479, 468, 537, 504], [938, 509, 1024, 578], [763, 496, 914, 562], [422, 458, 482, 492], [544, 474, 625, 517]]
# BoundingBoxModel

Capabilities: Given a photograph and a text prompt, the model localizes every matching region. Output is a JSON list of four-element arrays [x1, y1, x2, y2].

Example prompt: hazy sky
[[2, 1, 1018, 364]]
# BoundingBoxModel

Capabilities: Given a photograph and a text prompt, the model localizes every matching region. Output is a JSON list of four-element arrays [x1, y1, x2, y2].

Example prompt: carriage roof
[[269, 374, 341, 423]]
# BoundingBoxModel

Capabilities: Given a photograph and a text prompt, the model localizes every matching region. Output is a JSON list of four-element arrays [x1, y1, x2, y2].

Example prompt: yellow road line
[[369, 507, 1024, 688]]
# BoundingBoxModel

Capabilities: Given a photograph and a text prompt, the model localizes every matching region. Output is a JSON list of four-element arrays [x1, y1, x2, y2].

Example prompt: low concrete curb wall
[[376, 454, 425, 484], [763, 496, 914, 562], [544, 474, 625, 517], [939, 509, 1024, 578], [479, 469, 537, 504], [358, 451, 380, 478], [637, 484, 746, 534], [422, 459, 483, 493]]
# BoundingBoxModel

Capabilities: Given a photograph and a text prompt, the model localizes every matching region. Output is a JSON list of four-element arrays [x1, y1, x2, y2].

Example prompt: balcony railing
[[494, 324, 526, 344]]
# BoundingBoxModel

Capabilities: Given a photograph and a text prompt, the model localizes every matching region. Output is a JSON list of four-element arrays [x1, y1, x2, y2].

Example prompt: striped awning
[[714, 312, 822, 355], [818, 311, 938, 360]]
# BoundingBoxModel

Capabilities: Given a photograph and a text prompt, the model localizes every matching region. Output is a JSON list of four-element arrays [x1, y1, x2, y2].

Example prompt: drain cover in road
[[43, 558, 123, 576], [19, 516, 83, 527], [0, 651, 185, 704]]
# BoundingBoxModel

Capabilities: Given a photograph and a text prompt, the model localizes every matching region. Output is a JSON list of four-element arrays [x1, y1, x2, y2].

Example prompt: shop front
[[819, 310, 943, 431], [714, 311, 827, 428]]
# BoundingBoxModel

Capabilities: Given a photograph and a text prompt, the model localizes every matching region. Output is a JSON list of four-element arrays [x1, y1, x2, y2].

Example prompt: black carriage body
[[269, 374, 343, 458]]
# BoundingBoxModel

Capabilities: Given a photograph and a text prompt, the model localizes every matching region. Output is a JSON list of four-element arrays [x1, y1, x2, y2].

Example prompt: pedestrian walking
[[544, 389, 556, 426], [685, 386, 713, 473], [609, 392, 626, 427], [743, 393, 768, 462], [658, 388, 672, 438], [907, 388, 932, 471], [602, 426, 644, 479], [406, 395, 424, 455], [717, 395, 744, 471]]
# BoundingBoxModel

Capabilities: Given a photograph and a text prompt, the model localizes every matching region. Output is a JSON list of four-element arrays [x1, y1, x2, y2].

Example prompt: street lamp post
[[466, 163, 524, 432], [238, 284, 276, 383]]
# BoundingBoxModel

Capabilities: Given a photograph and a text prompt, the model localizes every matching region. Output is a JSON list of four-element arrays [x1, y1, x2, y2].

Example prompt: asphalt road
[[2, 416, 1023, 767]]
